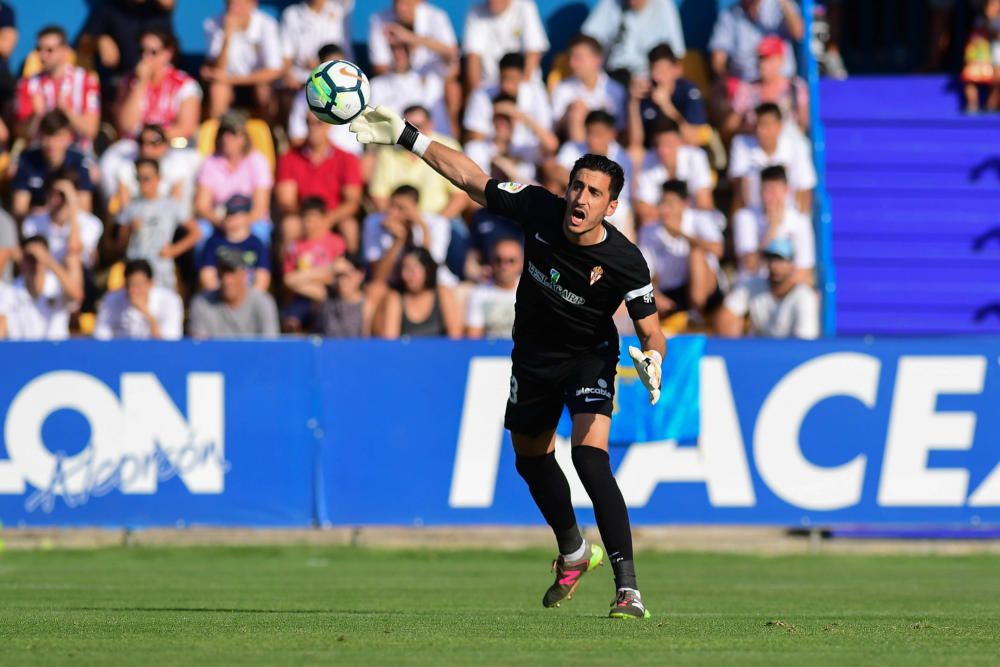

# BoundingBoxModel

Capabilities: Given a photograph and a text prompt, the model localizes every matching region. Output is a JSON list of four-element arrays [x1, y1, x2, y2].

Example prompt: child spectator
[[634, 118, 714, 221], [628, 43, 708, 150], [1, 235, 82, 340], [189, 254, 279, 338], [115, 158, 201, 291], [962, 0, 1000, 113], [582, 0, 686, 79], [376, 246, 461, 339], [94, 259, 183, 340], [313, 256, 373, 337], [465, 238, 521, 339], [198, 195, 271, 292], [463, 0, 549, 90], [23, 172, 103, 271], [280, 0, 354, 89], [551, 34, 627, 142], [281, 197, 347, 331], [12, 110, 96, 218]]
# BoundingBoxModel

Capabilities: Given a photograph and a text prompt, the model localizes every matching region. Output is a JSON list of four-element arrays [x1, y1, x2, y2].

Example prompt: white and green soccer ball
[[306, 59, 371, 125]]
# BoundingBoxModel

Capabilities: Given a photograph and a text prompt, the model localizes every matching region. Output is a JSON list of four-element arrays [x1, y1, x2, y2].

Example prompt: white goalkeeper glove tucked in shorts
[[628, 346, 662, 405]]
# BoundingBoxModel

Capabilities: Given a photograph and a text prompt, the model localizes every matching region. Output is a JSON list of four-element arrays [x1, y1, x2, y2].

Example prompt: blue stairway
[[820, 76, 1000, 335]]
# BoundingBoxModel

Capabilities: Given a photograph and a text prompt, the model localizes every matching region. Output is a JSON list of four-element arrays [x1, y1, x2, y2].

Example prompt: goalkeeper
[[351, 107, 666, 620]]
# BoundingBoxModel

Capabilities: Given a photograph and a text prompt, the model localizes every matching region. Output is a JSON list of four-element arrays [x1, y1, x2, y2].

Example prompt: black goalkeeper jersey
[[484, 179, 657, 354]]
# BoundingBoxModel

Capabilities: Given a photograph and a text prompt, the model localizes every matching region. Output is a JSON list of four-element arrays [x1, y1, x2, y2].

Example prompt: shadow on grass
[[68, 607, 404, 615]]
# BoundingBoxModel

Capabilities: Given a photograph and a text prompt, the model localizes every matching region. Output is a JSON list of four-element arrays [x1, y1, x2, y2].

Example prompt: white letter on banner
[[614, 357, 755, 507], [755, 353, 879, 511], [449, 358, 512, 508], [878, 356, 985, 507]]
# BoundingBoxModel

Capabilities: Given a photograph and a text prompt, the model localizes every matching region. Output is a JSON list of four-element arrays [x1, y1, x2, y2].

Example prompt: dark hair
[[584, 109, 616, 128], [761, 164, 788, 183], [568, 34, 602, 55], [647, 43, 678, 65], [318, 43, 344, 61], [124, 259, 154, 280], [402, 104, 430, 120], [135, 157, 159, 174], [649, 116, 681, 137], [45, 167, 80, 192], [402, 246, 438, 291], [391, 184, 420, 204], [301, 196, 327, 215], [139, 27, 178, 53], [493, 91, 517, 106], [139, 123, 167, 141], [498, 52, 526, 72], [39, 109, 71, 136], [21, 234, 49, 250], [37, 25, 67, 44], [755, 102, 783, 122], [569, 154, 625, 201], [661, 179, 688, 200]]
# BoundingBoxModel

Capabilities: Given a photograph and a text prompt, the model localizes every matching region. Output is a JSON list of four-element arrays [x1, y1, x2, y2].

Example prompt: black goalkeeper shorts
[[504, 341, 619, 436]]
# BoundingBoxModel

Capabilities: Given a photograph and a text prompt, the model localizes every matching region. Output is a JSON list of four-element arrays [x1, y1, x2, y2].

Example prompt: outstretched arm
[[351, 106, 490, 206]]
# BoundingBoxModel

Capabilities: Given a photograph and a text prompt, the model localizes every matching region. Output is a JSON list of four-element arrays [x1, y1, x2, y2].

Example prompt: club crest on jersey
[[498, 182, 528, 193], [589, 265, 604, 286], [550, 268, 560, 283]]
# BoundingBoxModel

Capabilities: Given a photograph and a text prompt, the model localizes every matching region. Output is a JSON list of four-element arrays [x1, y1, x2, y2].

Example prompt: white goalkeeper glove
[[628, 346, 662, 406], [349, 105, 431, 156]]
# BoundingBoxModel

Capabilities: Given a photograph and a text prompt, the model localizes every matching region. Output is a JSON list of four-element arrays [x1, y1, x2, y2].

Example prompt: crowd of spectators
[[0, 0, 822, 342]]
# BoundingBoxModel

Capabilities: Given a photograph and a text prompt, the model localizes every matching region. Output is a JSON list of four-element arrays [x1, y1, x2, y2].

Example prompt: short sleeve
[[728, 135, 751, 179], [621, 252, 656, 321], [693, 212, 723, 243], [484, 179, 562, 231], [205, 17, 224, 59], [724, 283, 751, 317], [368, 12, 391, 68], [461, 9, 483, 55], [464, 286, 487, 328], [636, 167, 662, 207], [687, 149, 713, 193], [275, 151, 299, 184], [260, 16, 284, 70], [361, 213, 386, 263], [791, 216, 816, 270], [251, 238, 272, 270], [248, 152, 274, 189], [791, 288, 820, 340], [83, 71, 101, 114], [550, 81, 574, 124], [791, 135, 817, 191], [159, 291, 184, 340], [676, 81, 707, 126], [462, 87, 494, 136], [340, 152, 363, 188], [733, 208, 760, 257], [519, 0, 550, 53]]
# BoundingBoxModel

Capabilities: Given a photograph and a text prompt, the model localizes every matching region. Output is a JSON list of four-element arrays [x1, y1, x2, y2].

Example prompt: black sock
[[571, 446, 637, 590], [515, 452, 583, 555]]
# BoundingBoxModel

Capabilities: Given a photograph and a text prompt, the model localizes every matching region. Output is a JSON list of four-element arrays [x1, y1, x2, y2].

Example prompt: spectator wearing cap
[[465, 238, 521, 339], [369, 106, 467, 219], [312, 255, 373, 337], [0, 235, 82, 340], [22, 170, 103, 272], [733, 164, 814, 283], [114, 158, 201, 292], [198, 194, 271, 292], [462, 0, 549, 90], [94, 259, 183, 340], [639, 180, 724, 319], [280, 0, 354, 90], [188, 252, 280, 338], [628, 43, 708, 150], [551, 34, 627, 143], [281, 197, 347, 331], [581, 0, 685, 80], [276, 112, 362, 255], [12, 110, 95, 219], [728, 103, 815, 214], [103, 123, 194, 215], [465, 93, 540, 185], [369, 36, 452, 137], [717, 236, 819, 339], [195, 110, 274, 245], [727, 35, 809, 137], [201, 0, 283, 121], [554, 110, 634, 238], [286, 43, 361, 155], [463, 52, 555, 158], [634, 118, 713, 221], [709, 0, 804, 83], [14, 25, 100, 146]]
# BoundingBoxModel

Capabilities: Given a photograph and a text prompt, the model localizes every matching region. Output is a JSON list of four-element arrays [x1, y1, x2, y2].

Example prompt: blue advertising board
[[1, 338, 998, 527]]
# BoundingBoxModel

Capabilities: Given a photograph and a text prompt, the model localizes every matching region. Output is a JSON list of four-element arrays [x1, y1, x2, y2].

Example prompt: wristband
[[397, 121, 431, 157]]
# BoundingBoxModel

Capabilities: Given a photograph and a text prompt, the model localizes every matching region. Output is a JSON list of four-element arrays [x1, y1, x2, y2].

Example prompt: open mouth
[[570, 207, 587, 223]]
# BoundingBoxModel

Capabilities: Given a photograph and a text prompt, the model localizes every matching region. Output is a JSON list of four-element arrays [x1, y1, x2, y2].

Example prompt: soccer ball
[[306, 59, 371, 125]]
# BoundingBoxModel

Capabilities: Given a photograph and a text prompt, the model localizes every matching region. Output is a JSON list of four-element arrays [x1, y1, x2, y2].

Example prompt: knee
[[515, 451, 557, 484], [571, 446, 612, 486]]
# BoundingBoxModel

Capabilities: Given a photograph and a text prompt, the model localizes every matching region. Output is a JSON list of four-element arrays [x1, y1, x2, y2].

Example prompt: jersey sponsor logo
[[589, 265, 604, 286], [527, 262, 585, 305], [498, 182, 528, 193]]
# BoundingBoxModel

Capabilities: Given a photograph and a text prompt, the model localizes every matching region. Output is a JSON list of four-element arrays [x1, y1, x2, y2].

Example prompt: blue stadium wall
[[1, 338, 998, 528]]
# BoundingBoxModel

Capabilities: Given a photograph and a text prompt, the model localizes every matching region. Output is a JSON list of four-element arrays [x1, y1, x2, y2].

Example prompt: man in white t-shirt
[[202, 0, 283, 120], [728, 102, 815, 213], [1, 235, 83, 340], [287, 43, 361, 154], [463, 52, 554, 156], [280, 0, 354, 88], [94, 259, 183, 340], [733, 164, 815, 283], [22, 175, 103, 271], [639, 179, 724, 317], [463, 0, 549, 89], [718, 237, 819, 339], [634, 118, 714, 222], [551, 34, 627, 142], [370, 40, 450, 138], [465, 238, 522, 338]]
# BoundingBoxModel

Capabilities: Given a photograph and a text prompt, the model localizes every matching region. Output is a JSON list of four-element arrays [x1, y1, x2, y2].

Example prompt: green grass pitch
[[1, 546, 998, 666]]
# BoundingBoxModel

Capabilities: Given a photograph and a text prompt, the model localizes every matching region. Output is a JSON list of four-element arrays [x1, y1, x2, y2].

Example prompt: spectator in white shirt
[[463, 52, 555, 158], [202, 0, 283, 121], [463, 0, 549, 90], [634, 118, 713, 221], [582, 0, 686, 79], [717, 236, 819, 339], [370, 39, 451, 138], [639, 179, 723, 318], [551, 34, 627, 143], [94, 259, 183, 340], [728, 102, 815, 213], [554, 110, 635, 239], [733, 164, 815, 283], [287, 43, 360, 154], [22, 172, 104, 271], [1, 235, 83, 340], [465, 238, 522, 338], [280, 0, 354, 90]]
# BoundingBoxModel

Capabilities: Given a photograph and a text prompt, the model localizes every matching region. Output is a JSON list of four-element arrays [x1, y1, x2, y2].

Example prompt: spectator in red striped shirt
[[15, 25, 100, 147]]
